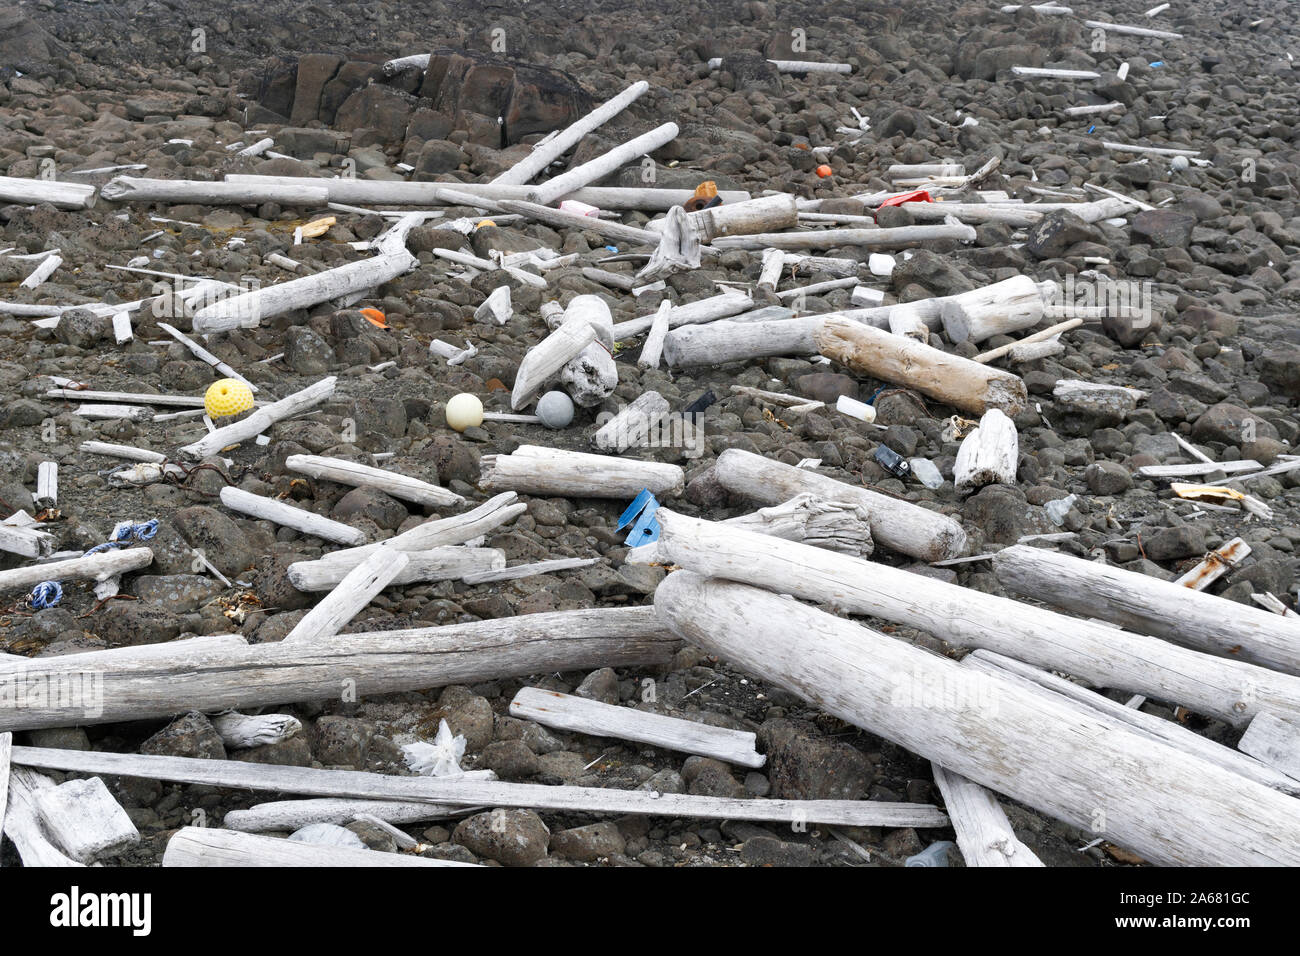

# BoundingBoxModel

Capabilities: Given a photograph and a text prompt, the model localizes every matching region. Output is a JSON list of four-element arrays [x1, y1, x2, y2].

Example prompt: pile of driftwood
[[5, 64, 1300, 869]]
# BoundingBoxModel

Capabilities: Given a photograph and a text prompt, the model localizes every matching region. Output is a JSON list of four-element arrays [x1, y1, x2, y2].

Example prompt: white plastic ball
[[1171, 155, 1189, 172], [536, 390, 575, 429], [445, 393, 484, 432]]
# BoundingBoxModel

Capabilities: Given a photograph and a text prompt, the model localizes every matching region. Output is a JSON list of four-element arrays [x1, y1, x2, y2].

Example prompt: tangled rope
[[83, 518, 159, 556], [27, 580, 62, 609]]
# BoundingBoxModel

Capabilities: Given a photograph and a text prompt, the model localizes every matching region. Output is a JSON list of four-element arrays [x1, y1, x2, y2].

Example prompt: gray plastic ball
[[536, 390, 575, 429]]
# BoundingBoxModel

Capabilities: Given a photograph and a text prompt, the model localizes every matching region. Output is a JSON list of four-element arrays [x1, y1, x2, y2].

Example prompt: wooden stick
[[223, 798, 472, 832], [1174, 538, 1251, 589], [493, 197, 661, 248], [219, 486, 365, 546], [993, 545, 1300, 677], [491, 81, 650, 186], [1137, 460, 1262, 480], [14, 747, 950, 829], [79, 441, 167, 463], [48, 388, 207, 407], [162, 827, 468, 867], [613, 289, 753, 340], [286, 454, 463, 507], [710, 223, 976, 251], [0, 547, 152, 594], [931, 764, 1043, 867], [511, 687, 765, 767], [460, 557, 599, 585], [287, 547, 503, 591], [481, 445, 685, 499], [181, 377, 335, 458], [528, 123, 679, 205], [1011, 66, 1100, 79], [637, 301, 673, 369], [1083, 18, 1182, 39], [284, 550, 410, 641], [0, 608, 676, 730], [663, 316, 820, 367], [973, 318, 1082, 364], [20, 254, 62, 290], [650, 571, 1300, 866], [628, 509, 1300, 727], [712, 450, 965, 562], [157, 322, 258, 390]]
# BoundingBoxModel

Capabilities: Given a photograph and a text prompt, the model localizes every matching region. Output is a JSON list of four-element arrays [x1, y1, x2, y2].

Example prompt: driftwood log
[[481, 445, 685, 499]]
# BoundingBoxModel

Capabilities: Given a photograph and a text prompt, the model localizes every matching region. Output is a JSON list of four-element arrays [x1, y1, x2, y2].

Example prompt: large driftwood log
[[931, 764, 1043, 867], [678, 194, 800, 241], [528, 123, 679, 205], [940, 275, 1048, 344], [284, 550, 410, 641], [1237, 713, 1300, 781], [814, 317, 1029, 416], [510, 687, 765, 767], [0, 608, 677, 730], [613, 289, 754, 340], [481, 445, 685, 498], [224, 174, 752, 210], [992, 545, 1300, 677], [192, 249, 416, 333], [286, 547, 503, 591], [713, 450, 963, 561], [663, 317, 820, 367], [963, 649, 1300, 795], [491, 81, 649, 186], [628, 509, 1300, 727], [953, 408, 1019, 495], [651, 571, 1300, 866], [286, 455, 463, 507], [0, 176, 96, 209], [511, 311, 597, 410], [162, 827, 468, 867], [102, 177, 328, 206], [181, 377, 335, 458], [15, 747, 949, 829]]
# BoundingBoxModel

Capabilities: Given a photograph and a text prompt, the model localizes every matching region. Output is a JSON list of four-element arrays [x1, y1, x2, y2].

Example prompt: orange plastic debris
[[815, 164, 833, 178], [359, 308, 388, 329], [693, 181, 718, 201]]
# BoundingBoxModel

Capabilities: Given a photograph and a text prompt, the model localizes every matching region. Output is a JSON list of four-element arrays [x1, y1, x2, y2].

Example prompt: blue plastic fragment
[[605, 245, 619, 253], [617, 489, 661, 545], [1150, 61, 1163, 67], [1088, 125, 1096, 134]]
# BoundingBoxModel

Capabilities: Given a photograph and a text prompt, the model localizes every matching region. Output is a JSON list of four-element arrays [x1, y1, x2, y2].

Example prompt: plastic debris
[[536, 390, 575, 428], [402, 719, 468, 777], [28, 580, 62, 609], [618, 488, 661, 546], [874, 444, 912, 479], [910, 458, 944, 489], [906, 841, 955, 867], [445, 393, 485, 432], [204, 378, 255, 419]]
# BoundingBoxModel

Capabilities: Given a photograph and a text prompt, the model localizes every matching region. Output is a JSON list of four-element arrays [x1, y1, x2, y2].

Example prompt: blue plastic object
[[28, 580, 62, 609], [1150, 61, 1164, 67], [905, 841, 955, 867], [617, 489, 661, 546]]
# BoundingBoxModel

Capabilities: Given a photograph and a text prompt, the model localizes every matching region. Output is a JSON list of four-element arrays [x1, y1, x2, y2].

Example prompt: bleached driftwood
[[79, 441, 168, 463], [0, 732, 9, 842], [481, 445, 685, 499], [758, 247, 786, 291], [628, 509, 1300, 727], [0, 547, 152, 594], [814, 317, 1029, 416], [162, 827, 466, 867], [226, 174, 751, 210], [940, 275, 1048, 344], [637, 301, 673, 370], [511, 687, 764, 767], [613, 289, 753, 340], [680, 194, 800, 242], [287, 547, 503, 592], [1052, 380, 1144, 423], [474, 285, 513, 324], [284, 550, 410, 641], [0, 176, 96, 209], [993, 545, 1300, 677], [1237, 713, 1300, 781], [102, 176, 329, 205], [1102, 141, 1199, 158], [75, 403, 153, 421], [461, 557, 599, 584], [1139, 461, 1263, 480], [1007, 338, 1064, 363], [931, 764, 1043, 867], [192, 249, 416, 332], [511, 312, 597, 410], [559, 306, 619, 408], [1083, 18, 1182, 38], [973, 318, 1082, 364], [493, 198, 660, 249], [48, 388, 207, 407], [953, 408, 1019, 495], [224, 798, 470, 832], [17, 747, 948, 830], [3, 767, 82, 866], [31, 776, 139, 863], [20, 254, 62, 290], [0, 522, 54, 558], [723, 494, 874, 558], [0, 608, 676, 730], [528, 123, 679, 205], [286, 455, 463, 507], [887, 303, 928, 341], [592, 391, 670, 454], [712, 450, 965, 561], [1174, 538, 1251, 589], [181, 377, 335, 458], [1011, 66, 1101, 79], [219, 486, 365, 547], [209, 711, 303, 749], [663, 317, 820, 367], [638, 205, 701, 282], [710, 223, 976, 252], [158, 322, 259, 390], [492, 81, 650, 186], [651, 571, 1300, 866], [964, 649, 1300, 794]]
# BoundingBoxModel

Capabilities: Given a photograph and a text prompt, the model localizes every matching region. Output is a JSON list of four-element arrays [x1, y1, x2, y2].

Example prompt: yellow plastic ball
[[204, 378, 255, 419], [445, 393, 484, 432]]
